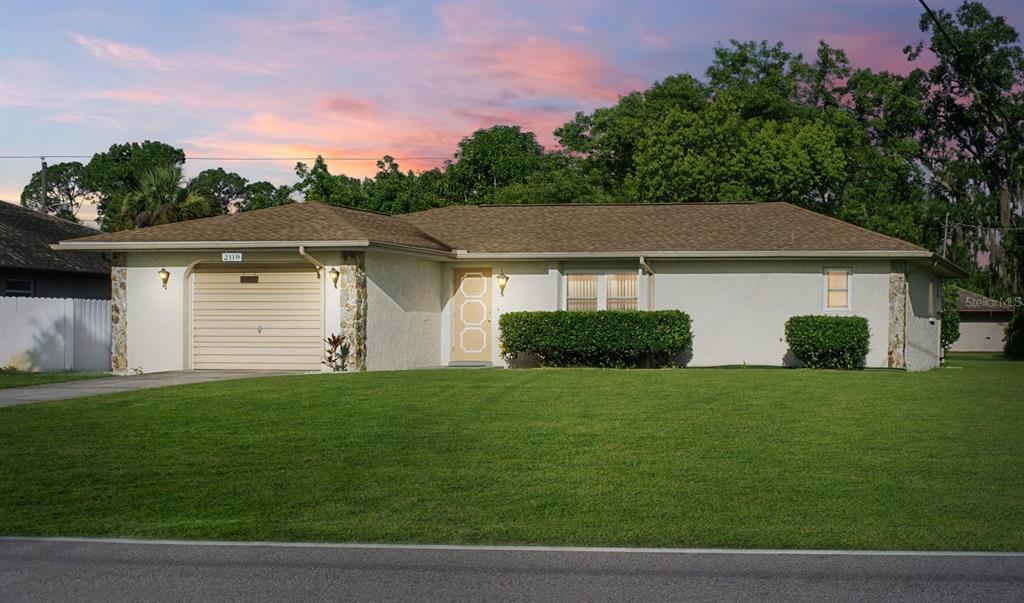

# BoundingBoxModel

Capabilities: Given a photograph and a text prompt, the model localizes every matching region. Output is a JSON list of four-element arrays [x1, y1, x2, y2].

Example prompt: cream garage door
[[192, 265, 323, 370]]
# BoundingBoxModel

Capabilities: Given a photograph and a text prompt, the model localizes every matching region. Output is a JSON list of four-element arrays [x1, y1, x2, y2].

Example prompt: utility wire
[[0, 155, 450, 161]]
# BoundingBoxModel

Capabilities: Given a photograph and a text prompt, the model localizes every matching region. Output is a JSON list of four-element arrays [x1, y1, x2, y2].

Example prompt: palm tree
[[109, 164, 215, 230]]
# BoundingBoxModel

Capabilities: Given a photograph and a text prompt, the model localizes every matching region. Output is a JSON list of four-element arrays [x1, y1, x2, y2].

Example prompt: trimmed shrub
[[1006, 307, 1024, 359], [499, 310, 692, 368], [784, 315, 870, 370]]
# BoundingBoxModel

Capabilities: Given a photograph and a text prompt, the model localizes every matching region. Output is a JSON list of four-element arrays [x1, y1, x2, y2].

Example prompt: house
[[0, 201, 110, 299], [950, 288, 1014, 352], [53, 201, 964, 373]]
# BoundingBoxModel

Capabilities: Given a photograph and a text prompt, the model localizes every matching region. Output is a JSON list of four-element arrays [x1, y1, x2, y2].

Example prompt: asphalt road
[[1, 538, 1022, 602]]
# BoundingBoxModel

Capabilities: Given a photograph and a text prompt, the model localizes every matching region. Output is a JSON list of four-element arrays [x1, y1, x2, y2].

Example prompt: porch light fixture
[[158, 268, 170, 289], [496, 270, 510, 296], [328, 267, 340, 288]]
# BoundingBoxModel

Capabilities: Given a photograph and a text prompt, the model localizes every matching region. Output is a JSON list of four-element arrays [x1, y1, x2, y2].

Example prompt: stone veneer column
[[887, 261, 907, 369], [110, 252, 129, 373], [339, 252, 367, 371]]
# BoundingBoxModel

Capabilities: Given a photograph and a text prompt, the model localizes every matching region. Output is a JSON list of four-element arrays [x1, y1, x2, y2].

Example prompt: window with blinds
[[606, 273, 638, 310], [566, 273, 598, 311], [825, 269, 851, 310], [565, 272, 638, 311]]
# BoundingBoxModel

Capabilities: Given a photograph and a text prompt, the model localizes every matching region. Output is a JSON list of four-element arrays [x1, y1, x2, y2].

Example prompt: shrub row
[[499, 310, 692, 368], [784, 315, 871, 370]]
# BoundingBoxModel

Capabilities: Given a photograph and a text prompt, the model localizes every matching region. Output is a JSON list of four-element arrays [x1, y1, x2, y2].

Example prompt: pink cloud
[[436, 3, 635, 104], [96, 89, 169, 104], [43, 112, 122, 127], [322, 96, 378, 117], [69, 33, 175, 71]]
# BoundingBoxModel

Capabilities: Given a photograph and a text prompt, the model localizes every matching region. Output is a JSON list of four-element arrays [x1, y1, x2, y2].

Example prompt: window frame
[[822, 267, 852, 313], [2, 278, 34, 297], [563, 269, 640, 311]]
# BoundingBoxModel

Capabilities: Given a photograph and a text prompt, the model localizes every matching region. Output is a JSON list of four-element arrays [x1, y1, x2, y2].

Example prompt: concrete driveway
[[0, 370, 303, 408], [1, 538, 1022, 602]]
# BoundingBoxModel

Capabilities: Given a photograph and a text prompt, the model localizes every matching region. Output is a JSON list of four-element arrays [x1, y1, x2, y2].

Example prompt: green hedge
[[499, 310, 693, 368], [784, 315, 870, 370]]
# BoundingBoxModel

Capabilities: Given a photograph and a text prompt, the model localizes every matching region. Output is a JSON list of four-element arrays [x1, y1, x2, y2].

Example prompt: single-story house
[[53, 201, 964, 373], [1, 201, 110, 299], [949, 287, 1014, 352]]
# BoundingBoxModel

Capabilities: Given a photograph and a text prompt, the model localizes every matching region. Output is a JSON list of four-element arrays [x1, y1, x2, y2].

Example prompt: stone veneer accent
[[110, 253, 129, 373], [339, 252, 367, 371], [887, 261, 907, 369]]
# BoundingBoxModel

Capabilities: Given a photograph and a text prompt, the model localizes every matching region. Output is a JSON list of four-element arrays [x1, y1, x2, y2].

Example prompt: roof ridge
[[476, 201, 771, 207], [779, 202, 929, 253]]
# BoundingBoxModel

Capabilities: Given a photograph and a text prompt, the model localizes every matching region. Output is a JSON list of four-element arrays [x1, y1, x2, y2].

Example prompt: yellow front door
[[452, 268, 492, 363]]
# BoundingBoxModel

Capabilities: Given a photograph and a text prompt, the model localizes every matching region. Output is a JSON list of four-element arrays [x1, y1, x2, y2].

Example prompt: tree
[[19, 161, 94, 222], [555, 74, 708, 187], [486, 154, 613, 205], [907, 1, 1024, 292], [83, 141, 186, 229], [187, 168, 249, 213], [628, 106, 846, 204], [240, 181, 294, 212], [293, 156, 367, 207], [447, 126, 545, 203], [105, 164, 215, 231]]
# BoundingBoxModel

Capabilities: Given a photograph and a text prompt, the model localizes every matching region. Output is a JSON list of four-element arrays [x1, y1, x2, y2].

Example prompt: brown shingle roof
[[61, 200, 931, 257], [66, 201, 450, 251], [0, 201, 110, 274], [400, 202, 927, 254], [957, 288, 1014, 314]]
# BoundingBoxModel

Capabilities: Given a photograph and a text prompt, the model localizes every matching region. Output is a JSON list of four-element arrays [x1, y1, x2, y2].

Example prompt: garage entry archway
[[191, 264, 323, 370]]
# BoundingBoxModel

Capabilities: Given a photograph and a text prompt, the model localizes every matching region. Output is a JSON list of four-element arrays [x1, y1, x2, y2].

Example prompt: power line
[[0, 155, 451, 161]]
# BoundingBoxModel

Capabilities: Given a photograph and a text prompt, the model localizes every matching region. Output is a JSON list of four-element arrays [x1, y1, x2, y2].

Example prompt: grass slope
[[0, 371, 108, 390], [0, 354, 1021, 550]]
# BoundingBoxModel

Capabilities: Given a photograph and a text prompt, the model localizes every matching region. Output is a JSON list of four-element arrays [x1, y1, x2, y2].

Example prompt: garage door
[[192, 265, 323, 370]]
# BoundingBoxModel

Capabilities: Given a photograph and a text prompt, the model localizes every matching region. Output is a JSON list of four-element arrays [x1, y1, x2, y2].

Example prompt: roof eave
[[51, 240, 374, 252], [451, 250, 935, 260]]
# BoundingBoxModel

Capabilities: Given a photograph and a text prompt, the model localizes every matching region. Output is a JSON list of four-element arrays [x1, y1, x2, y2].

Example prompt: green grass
[[0, 371, 108, 389], [1, 355, 1022, 551]]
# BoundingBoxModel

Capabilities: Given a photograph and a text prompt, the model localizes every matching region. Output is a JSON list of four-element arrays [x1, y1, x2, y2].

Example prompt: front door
[[452, 268, 492, 363]]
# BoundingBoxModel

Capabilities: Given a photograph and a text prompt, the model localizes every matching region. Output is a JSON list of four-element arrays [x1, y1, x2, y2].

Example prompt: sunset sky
[[2, 0, 1023, 219]]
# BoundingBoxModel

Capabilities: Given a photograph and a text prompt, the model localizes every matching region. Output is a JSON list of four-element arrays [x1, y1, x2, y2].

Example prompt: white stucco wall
[[652, 259, 892, 368], [124, 249, 341, 373], [950, 317, 1009, 352], [905, 268, 942, 371], [365, 251, 443, 370]]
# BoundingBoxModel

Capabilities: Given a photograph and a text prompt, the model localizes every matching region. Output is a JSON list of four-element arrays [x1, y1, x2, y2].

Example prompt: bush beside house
[[499, 310, 692, 368], [940, 283, 960, 353], [785, 315, 871, 370], [1006, 307, 1024, 359]]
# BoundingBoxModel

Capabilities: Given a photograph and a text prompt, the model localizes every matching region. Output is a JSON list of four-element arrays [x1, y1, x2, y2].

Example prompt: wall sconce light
[[328, 267, 340, 288], [496, 270, 510, 296], [158, 268, 170, 289]]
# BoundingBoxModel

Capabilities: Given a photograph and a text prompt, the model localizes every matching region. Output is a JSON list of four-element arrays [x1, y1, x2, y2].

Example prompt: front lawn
[[1, 355, 1021, 551], [0, 371, 108, 389]]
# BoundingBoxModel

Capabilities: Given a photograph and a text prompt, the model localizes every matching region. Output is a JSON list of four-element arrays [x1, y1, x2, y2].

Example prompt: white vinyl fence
[[0, 297, 111, 372]]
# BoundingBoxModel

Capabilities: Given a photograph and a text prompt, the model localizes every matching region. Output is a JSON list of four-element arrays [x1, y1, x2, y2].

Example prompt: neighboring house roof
[[0, 201, 110, 275], [57, 201, 451, 252], [957, 287, 1014, 314], [53, 200, 966, 275]]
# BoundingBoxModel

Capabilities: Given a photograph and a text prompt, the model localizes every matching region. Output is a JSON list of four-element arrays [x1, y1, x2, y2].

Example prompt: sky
[[2, 0, 1023, 221]]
